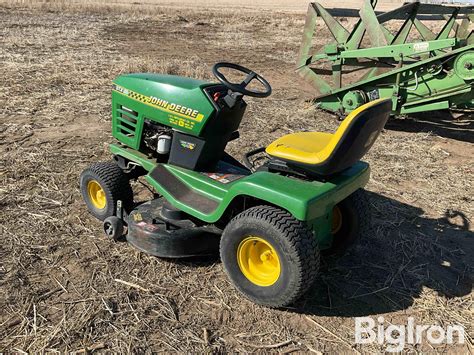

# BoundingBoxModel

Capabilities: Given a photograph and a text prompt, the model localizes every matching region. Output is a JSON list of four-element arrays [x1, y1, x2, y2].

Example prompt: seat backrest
[[310, 98, 392, 175]]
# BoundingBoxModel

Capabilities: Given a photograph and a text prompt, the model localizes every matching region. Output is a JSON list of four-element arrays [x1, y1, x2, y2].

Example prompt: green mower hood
[[111, 74, 218, 147]]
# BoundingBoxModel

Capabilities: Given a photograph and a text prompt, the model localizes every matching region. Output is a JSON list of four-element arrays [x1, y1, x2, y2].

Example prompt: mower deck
[[127, 199, 220, 258]]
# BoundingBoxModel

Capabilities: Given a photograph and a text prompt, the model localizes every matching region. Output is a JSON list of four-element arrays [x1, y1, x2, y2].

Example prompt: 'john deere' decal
[[113, 84, 204, 122]]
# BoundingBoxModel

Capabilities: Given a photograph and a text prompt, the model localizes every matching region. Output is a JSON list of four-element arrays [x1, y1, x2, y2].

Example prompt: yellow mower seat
[[266, 98, 392, 175]]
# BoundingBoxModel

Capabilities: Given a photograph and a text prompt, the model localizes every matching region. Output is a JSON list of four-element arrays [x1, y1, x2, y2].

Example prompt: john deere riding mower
[[80, 62, 391, 307]]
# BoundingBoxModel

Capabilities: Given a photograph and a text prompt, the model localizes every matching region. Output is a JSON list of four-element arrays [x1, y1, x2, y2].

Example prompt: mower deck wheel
[[80, 161, 133, 221], [103, 216, 124, 240], [325, 188, 372, 255], [220, 205, 320, 308]]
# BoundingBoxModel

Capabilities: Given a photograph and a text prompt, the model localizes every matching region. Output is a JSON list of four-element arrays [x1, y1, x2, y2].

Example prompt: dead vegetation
[[0, 0, 472, 352]]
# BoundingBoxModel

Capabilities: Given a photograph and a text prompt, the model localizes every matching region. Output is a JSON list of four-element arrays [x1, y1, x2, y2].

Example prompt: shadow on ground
[[295, 191, 473, 317], [386, 110, 474, 143]]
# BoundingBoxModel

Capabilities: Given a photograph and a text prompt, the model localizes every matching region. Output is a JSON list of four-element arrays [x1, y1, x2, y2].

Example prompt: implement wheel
[[80, 161, 133, 221], [326, 188, 372, 255], [220, 206, 320, 307]]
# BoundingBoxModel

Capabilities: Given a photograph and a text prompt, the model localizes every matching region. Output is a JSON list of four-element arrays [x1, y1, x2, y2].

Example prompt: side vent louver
[[116, 105, 138, 137]]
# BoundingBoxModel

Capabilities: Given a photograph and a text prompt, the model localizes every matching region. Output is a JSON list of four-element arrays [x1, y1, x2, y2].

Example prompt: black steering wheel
[[212, 62, 272, 98]]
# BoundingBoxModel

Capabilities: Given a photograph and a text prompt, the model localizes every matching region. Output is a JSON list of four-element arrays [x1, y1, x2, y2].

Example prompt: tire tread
[[221, 205, 320, 307]]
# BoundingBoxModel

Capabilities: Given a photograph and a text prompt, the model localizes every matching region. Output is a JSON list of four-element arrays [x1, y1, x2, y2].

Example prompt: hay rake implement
[[297, 0, 474, 116]]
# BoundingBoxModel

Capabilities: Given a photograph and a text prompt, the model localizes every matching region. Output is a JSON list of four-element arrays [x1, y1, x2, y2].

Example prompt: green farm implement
[[297, 0, 474, 115]]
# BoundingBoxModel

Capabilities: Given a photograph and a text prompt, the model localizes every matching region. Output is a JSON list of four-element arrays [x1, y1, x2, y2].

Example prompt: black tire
[[220, 205, 320, 308], [80, 161, 133, 221], [325, 188, 372, 255], [103, 216, 124, 240]]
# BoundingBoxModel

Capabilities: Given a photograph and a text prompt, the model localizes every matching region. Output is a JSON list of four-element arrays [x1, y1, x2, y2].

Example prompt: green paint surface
[[109, 144, 370, 247]]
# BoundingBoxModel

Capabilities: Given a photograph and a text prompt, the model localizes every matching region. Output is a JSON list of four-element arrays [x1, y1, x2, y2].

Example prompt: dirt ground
[[0, 0, 473, 353]]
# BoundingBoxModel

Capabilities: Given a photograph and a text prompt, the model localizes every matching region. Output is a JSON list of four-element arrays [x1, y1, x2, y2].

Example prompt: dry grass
[[0, 0, 473, 353], [0, 0, 409, 13]]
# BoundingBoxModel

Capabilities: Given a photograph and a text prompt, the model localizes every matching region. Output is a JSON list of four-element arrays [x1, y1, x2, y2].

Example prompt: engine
[[142, 119, 173, 158]]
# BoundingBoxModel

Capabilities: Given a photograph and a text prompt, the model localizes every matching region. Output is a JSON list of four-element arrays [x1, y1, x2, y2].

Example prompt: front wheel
[[220, 206, 320, 307], [80, 161, 133, 221]]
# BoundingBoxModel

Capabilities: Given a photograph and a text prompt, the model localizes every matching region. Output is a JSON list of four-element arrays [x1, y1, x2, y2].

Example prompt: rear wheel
[[326, 188, 372, 255], [80, 161, 133, 221], [220, 206, 320, 307]]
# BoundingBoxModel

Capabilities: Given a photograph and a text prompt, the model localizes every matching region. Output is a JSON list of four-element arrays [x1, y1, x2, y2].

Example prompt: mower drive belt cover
[[126, 199, 221, 258]]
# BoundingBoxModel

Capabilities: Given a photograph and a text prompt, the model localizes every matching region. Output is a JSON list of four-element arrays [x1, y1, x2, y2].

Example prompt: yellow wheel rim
[[237, 236, 281, 287], [331, 206, 343, 234], [87, 180, 106, 210]]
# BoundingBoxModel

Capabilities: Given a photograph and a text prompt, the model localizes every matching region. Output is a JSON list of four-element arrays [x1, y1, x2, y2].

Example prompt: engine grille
[[113, 105, 140, 148], [117, 105, 138, 135]]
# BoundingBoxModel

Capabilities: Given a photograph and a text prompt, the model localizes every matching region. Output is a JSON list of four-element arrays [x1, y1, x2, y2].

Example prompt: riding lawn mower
[[80, 62, 391, 307]]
